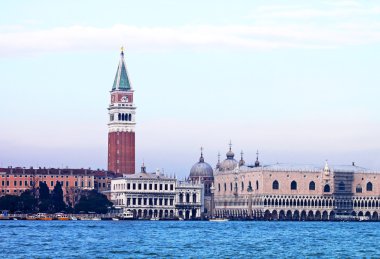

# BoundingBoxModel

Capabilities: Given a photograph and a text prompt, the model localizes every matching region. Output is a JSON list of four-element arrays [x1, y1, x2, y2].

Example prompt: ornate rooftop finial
[[239, 150, 245, 166], [226, 141, 235, 159], [121, 46, 124, 55], [199, 146, 205, 163], [324, 160, 330, 175], [216, 152, 221, 169], [141, 161, 146, 173], [255, 150, 260, 167]]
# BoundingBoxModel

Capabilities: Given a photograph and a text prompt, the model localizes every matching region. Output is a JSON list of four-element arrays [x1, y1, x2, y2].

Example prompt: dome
[[219, 158, 238, 171], [189, 153, 214, 178], [219, 146, 238, 171]]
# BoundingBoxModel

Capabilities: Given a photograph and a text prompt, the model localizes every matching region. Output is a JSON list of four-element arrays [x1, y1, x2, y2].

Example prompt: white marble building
[[111, 165, 203, 219]]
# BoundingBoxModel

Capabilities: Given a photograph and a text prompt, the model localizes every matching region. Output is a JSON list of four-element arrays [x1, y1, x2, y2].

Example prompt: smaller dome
[[226, 150, 235, 159], [218, 143, 238, 171], [189, 153, 213, 178], [219, 159, 238, 171]]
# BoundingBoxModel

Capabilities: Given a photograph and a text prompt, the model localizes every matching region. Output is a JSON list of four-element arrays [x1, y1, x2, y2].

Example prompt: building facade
[[188, 149, 214, 217], [108, 49, 136, 175], [111, 165, 203, 219], [0, 167, 116, 206], [213, 146, 380, 221]]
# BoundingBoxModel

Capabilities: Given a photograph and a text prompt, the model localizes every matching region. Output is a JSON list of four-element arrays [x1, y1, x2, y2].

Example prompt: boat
[[209, 218, 229, 222], [55, 213, 70, 221], [92, 217, 102, 221], [150, 216, 159, 221], [79, 217, 92, 221], [70, 216, 78, 221], [112, 217, 120, 221], [26, 215, 36, 220], [36, 213, 53, 220], [120, 210, 134, 220]]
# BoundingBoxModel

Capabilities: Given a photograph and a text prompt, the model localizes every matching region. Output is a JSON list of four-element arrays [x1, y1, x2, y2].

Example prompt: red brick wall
[[108, 131, 135, 175]]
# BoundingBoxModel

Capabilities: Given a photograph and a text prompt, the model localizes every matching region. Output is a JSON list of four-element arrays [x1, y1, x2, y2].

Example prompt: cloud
[[1, 2, 380, 57]]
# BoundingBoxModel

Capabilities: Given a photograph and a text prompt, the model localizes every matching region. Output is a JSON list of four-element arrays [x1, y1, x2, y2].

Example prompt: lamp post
[[247, 182, 253, 219], [210, 183, 215, 219]]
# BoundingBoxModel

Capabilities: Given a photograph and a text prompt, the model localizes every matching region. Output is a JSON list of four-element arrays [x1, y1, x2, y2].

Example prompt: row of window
[[217, 180, 374, 193], [113, 182, 174, 191], [123, 197, 174, 206], [218, 181, 259, 192], [272, 180, 373, 193], [110, 113, 133, 122], [1, 180, 95, 188], [0, 175, 103, 179], [178, 193, 197, 203]]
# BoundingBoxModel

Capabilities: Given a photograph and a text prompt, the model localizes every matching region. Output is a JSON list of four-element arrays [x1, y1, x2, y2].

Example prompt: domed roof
[[219, 159, 238, 171], [219, 144, 238, 171], [189, 152, 213, 178]]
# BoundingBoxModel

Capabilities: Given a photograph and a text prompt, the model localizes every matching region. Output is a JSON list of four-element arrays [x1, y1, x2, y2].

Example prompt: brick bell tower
[[108, 48, 136, 175]]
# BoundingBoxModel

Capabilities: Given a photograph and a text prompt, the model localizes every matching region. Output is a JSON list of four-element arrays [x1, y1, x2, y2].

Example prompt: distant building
[[188, 149, 214, 217], [111, 164, 203, 219], [108, 48, 136, 175], [0, 167, 116, 206], [213, 145, 380, 220]]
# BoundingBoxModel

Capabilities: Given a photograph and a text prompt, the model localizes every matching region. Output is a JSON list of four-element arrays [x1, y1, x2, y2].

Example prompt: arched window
[[309, 181, 315, 191], [241, 182, 244, 191], [224, 183, 226, 191], [230, 182, 233, 191], [256, 180, 259, 190], [118, 113, 121, 121], [356, 185, 362, 193], [272, 180, 279, 190], [367, 182, 373, 192], [234, 182, 238, 192], [129, 114, 132, 121], [186, 193, 190, 203], [338, 181, 345, 191], [324, 184, 330, 193], [218, 183, 220, 192], [193, 193, 197, 203], [179, 193, 183, 203], [291, 181, 297, 190], [121, 113, 125, 121]]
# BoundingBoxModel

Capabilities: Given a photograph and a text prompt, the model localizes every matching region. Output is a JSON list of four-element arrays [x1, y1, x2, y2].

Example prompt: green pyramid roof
[[112, 51, 131, 91]]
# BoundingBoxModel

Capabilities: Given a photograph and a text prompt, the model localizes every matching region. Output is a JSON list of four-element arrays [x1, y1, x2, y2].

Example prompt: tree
[[74, 190, 113, 214], [19, 190, 38, 213], [51, 182, 66, 212], [0, 195, 21, 213], [38, 182, 51, 212], [39, 182, 50, 200]]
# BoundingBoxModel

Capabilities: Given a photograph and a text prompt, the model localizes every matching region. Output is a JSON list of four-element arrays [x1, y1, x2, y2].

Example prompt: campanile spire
[[107, 48, 136, 175]]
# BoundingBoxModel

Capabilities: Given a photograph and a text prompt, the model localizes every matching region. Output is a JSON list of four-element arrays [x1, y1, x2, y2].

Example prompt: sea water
[[1, 221, 379, 258]]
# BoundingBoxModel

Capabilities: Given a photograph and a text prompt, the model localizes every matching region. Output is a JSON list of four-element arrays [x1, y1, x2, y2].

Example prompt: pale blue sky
[[1, 0, 380, 176]]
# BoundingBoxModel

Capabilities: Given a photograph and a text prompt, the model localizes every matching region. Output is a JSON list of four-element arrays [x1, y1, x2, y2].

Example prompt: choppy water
[[1, 221, 379, 258]]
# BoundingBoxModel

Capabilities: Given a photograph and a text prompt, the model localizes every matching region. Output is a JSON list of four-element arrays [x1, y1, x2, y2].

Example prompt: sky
[[1, 0, 380, 177]]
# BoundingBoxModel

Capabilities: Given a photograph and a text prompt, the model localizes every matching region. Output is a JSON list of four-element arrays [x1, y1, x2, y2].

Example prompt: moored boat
[[209, 218, 229, 222], [36, 213, 53, 220], [120, 210, 134, 220], [55, 213, 70, 221]]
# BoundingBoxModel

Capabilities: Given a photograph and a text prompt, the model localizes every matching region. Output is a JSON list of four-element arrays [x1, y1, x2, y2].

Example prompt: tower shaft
[[107, 50, 136, 175]]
